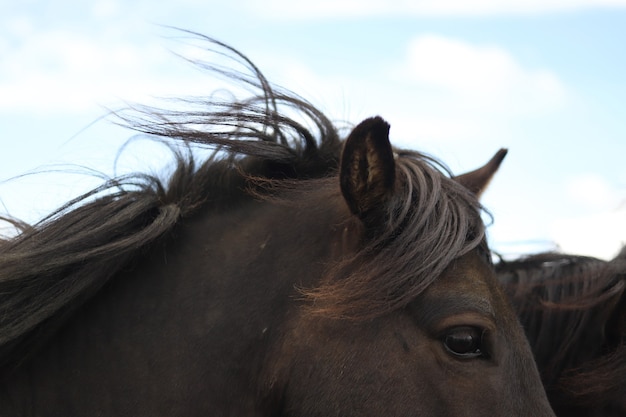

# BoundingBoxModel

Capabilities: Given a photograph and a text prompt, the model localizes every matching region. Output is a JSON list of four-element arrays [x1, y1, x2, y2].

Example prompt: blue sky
[[1, 0, 625, 259]]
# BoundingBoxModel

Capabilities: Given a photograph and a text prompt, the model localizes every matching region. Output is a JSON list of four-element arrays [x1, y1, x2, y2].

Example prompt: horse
[[0, 35, 556, 416], [497, 248, 626, 417]]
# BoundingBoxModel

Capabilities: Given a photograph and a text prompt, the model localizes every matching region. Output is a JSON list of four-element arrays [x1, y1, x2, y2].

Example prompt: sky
[[1, 0, 625, 260]]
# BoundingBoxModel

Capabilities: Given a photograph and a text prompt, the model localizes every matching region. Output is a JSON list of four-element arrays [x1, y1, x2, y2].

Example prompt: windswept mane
[[0, 34, 342, 368], [0, 32, 488, 368], [301, 149, 487, 320], [497, 251, 626, 408]]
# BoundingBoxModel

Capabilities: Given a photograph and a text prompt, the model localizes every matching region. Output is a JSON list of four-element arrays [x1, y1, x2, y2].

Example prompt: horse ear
[[340, 117, 395, 225], [455, 148, 508, 197]]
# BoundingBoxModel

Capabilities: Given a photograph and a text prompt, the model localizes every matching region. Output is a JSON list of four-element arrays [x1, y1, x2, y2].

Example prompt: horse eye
[[443, 326, 485, 359]]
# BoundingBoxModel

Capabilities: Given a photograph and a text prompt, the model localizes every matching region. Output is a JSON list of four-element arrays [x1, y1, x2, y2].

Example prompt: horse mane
[[298, 149, 487, 320], [0, 34, 342, 368], [0, 32, 487, 367], [496, 251, 626, 407]]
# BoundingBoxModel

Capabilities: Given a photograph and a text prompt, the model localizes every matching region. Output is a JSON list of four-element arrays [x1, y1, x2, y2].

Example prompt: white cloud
[[547, 174, 626, 259], [397, 35, 567, 115], [91, 0, 121, 19], [487, 198, 626, 261], [565, 173, 623, 210], [329, 34, 568, 149], [550, 208, 626, 260], [0, 30, 219, 114], [245, 0, 626, 19]]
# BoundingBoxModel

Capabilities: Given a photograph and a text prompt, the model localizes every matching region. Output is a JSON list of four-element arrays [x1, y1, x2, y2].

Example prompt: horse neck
[[1, 193, 348, 415]]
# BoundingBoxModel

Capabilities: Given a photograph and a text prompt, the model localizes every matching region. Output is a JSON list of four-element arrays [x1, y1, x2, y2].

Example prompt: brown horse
[[0, 35, 555, 416], [497, 249, 626, 417]]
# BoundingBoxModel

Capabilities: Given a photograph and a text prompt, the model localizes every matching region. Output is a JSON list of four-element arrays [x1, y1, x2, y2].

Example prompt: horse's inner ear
[[455, 148, 508, 198], [340, 117, 395, 225]]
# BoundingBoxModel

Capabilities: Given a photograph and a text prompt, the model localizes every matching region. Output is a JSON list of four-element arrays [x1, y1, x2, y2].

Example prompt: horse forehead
[[426, 253, 501, 306]]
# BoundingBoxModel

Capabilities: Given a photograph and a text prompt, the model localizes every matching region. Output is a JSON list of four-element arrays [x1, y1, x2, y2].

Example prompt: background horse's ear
[[455, 148, 508, 198], [340, 117, 395, 225]]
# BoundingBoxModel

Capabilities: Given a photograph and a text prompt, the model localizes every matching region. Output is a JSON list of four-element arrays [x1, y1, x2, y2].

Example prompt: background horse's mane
[[497, 251, 626, 407], [0, 32, 487, 368]]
